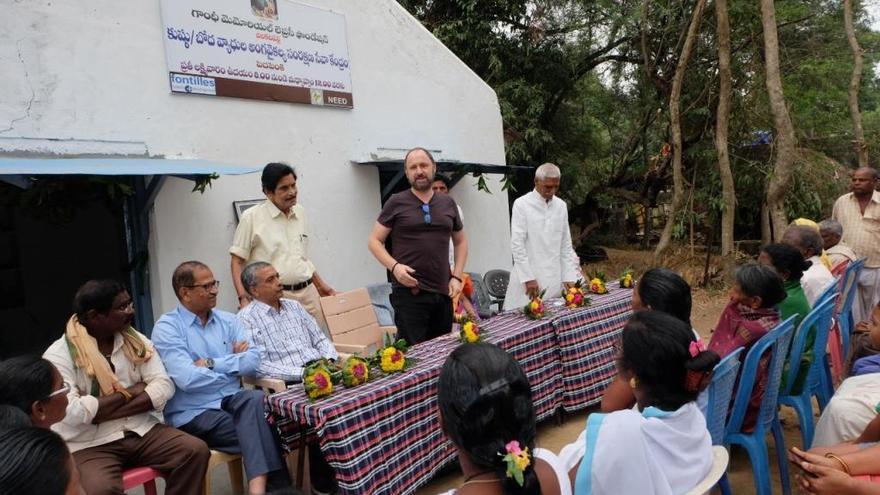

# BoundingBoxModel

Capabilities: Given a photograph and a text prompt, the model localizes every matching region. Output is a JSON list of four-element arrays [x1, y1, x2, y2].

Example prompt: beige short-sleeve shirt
[[230, 200, 316, 284], [832, 191, 880, 268]]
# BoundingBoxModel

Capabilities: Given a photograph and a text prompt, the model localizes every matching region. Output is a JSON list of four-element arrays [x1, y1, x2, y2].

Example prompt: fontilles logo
[[169, 73, 216, 95]]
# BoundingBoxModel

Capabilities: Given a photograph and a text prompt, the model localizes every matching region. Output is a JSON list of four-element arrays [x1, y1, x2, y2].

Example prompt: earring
[[629, 377, 638, 389]]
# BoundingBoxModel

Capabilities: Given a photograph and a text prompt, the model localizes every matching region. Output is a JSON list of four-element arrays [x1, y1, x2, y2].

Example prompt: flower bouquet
[[587, 272, 608, 294], [374, 334, 411, 374], [522, 289, 546, 320], [619, 269, 635, 289], [458, 312, 484, 343], [561, 280, 589, 309], [303, 360, 334, 400], [341, 356, 370, 387]]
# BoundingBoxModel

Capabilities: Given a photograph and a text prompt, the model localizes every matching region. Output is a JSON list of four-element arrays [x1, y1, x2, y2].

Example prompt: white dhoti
[[854, 267, 880, 325]]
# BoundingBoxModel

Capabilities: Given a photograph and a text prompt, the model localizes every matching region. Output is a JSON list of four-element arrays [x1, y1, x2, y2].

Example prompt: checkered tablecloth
[[266, 312, 560, 495], [265, 287, 632, 495], [551, 283, 634, 411]]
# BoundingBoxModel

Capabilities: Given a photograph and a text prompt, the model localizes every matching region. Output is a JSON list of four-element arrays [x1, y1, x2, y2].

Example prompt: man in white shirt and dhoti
[[833, 167, 880, 324], [503, 163, 582, 310]]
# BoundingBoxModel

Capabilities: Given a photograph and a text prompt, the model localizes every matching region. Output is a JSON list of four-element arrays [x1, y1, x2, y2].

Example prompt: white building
[[0, 0, 511, 350]]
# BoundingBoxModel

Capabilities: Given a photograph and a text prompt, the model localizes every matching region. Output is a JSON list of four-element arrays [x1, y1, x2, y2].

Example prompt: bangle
[[825, 453, 851, 475], [390, 262, 399, 274], [450, 275, 462, 283]]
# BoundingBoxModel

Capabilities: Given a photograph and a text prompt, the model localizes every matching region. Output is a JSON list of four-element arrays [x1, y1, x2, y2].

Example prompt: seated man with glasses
[[367, 147, 468, 345], [237, 260, 339, 494], [43, 279, 210, 495], [152, 261, 295, 495]]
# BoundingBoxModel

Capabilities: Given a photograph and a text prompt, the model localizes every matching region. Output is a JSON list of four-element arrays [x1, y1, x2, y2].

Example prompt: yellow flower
[[529, 300, 540, 312], [514, 448, 531, 472], [305, 369, 333, 399], [380, 346, 406, 372], [565, 294, 574, 302], [462, 321, 480, 343]]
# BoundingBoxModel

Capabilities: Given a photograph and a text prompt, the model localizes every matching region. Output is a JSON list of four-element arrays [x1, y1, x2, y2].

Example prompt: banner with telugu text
[[159, 0, 353, 108]]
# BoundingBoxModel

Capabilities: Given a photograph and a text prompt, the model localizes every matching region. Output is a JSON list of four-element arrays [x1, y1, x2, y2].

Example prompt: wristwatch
[[205, 358, 215, 370]]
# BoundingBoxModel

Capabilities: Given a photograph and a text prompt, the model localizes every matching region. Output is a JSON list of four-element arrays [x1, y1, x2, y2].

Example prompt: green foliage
[[399, 0, 880, 244]]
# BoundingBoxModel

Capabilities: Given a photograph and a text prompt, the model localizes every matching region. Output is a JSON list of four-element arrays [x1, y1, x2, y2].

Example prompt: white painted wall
[[0, 0, 510, 318]]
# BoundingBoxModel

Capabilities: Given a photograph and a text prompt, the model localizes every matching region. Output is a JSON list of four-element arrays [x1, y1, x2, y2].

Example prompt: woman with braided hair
[[437, 342, 569, 495]]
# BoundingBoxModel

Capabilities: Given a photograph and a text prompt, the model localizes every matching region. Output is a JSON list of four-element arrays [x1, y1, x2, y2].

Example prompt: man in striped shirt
[[237, 261, 338, 495], [237, 261, 338, 383]]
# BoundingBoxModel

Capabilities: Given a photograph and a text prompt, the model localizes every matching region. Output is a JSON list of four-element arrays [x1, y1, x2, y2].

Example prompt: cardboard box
[[320, 288, 372, 317], [326, 305, 376, 336], [332, 323, 383, 346]]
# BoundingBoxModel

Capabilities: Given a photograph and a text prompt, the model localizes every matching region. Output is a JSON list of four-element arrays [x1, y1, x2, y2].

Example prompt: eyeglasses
[[421, 204, 431, 224], [46, 382, 71, 400], [113, 300, 135, 312], [185, 281, 220, 291]]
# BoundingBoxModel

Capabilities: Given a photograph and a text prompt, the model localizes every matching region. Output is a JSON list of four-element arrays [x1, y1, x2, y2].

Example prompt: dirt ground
[[418, 247, 809, 495]]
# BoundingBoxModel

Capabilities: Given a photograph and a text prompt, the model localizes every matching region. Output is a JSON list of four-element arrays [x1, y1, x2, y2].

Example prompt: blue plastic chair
[[705, 348, 744, 445], [815, 277, 840, 309], [809, 284, 844, 413], [779, 296, 836, 449], [719, 315, 796, 495]]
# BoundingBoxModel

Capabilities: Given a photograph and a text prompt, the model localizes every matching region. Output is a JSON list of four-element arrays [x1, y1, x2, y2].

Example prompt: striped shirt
[[832, 191, 880, 267], [238, 298, 337, 382]]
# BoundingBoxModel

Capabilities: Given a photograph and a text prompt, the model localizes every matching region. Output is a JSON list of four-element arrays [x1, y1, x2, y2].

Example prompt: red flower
[[314, 373, 328, 388]]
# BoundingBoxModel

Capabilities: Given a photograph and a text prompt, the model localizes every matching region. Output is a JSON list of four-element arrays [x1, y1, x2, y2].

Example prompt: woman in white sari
[[566, 311, 719, 495]]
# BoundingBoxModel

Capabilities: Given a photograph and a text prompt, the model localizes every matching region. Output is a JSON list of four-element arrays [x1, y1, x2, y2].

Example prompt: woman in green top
[[759, 243, 814, 393]]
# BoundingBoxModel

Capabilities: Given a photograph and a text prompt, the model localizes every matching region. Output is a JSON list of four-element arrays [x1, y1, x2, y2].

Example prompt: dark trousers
[[73, 423, 210, 495], [390, 288, 453, 345], [179, 389, 336, 492], [179, 389, 289, 488]]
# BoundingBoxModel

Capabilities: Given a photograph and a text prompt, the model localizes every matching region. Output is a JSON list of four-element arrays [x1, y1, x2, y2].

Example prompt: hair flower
[[689, 339, 706, 358], [500, 440, 531, 486]]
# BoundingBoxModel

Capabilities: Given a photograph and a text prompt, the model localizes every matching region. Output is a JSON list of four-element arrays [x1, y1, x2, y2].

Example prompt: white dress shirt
[[802, 255, 835, 306], [43, 330, 174, 453], [504, 190, 582, 310]]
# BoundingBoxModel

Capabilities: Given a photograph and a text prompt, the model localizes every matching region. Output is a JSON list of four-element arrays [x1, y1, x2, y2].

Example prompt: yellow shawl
[[64, 314, 153, 397]]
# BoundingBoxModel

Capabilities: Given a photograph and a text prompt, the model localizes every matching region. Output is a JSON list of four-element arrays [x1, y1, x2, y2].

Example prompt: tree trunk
[[761, 0, 798, 242], [715, 0, 736, 257], [844, 0, 869, 167], [654, 0, 707, 262]]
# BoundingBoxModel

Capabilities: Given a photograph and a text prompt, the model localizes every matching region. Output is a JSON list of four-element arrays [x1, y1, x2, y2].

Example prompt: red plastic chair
[[122, 467, 162, 495]]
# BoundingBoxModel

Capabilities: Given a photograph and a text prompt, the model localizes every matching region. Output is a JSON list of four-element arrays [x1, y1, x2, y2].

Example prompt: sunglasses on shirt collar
[[421, 204, 431, 224]]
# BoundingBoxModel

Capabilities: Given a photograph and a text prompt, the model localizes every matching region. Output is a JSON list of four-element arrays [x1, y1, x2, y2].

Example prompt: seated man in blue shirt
[[237, 261, 338, 494], [152, 261, 293, 495]]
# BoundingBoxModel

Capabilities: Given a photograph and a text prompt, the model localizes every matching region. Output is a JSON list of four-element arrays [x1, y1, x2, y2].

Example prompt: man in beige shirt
[[44, 279, 209, 495], [832, 167, 880, 324], [231, 162, 336, 332]]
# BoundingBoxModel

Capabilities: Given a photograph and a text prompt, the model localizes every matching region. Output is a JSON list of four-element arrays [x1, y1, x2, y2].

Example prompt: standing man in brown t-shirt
[[367, 147, 468, 344]]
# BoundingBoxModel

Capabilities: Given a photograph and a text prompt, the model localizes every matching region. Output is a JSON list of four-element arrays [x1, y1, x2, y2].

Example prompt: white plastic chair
[[685, 446, 730, 495]]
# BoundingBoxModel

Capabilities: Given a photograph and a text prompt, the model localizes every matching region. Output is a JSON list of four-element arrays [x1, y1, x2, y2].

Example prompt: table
[[553, 284, 634, 411], [266, 286, 633, 495]]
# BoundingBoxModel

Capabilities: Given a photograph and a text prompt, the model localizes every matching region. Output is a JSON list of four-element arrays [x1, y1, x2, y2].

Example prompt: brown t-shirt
[[377, 190, 463, 295]]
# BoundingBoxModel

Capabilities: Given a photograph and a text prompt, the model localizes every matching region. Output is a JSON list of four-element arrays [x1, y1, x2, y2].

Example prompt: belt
[[282, 278, 312, 292]]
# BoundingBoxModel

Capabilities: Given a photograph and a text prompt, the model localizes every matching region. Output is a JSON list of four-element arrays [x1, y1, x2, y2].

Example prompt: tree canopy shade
[[399, 0, 880, 248]]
